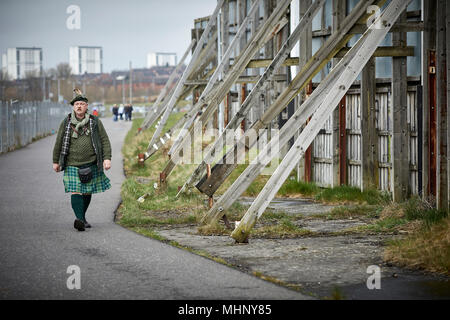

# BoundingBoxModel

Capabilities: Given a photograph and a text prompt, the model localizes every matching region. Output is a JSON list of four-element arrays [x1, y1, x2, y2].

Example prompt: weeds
[[384, 216, 450, 275], [197, 222, 229, 236], [251, 219, 313, 239], [315, 185, 391, 205], [403, 196, 448, 228], [325, 205, 382, 220], [380, 197, 450, 275], [277, 179, 321, 197]]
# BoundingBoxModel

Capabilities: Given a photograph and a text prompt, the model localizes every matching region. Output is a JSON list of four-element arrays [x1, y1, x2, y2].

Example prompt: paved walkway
[[0, 117, 310, 300]]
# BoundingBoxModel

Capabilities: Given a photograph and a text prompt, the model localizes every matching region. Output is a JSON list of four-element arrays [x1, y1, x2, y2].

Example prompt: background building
[[147, 52, 177, 68], [69, 46, 103, 75], [2, 47, 43, 80]]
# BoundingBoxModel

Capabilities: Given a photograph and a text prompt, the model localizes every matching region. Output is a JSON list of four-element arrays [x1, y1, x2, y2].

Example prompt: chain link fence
[[0, 101, 69, 154]]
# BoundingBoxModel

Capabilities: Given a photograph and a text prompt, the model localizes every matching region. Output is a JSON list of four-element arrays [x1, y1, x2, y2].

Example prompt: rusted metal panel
[[224, 93, 230, 126], [437, 0, 448, 210], [339, 97, 347, 186], [240, 83, 246, 131], [304, 81, 313, 183], [429, 50, 437, 197]]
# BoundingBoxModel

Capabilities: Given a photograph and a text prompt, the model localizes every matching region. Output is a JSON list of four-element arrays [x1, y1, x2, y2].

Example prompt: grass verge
[[382, 197, 449, 275], [383, 217, 450, 275], [118, 114, 449, 277]]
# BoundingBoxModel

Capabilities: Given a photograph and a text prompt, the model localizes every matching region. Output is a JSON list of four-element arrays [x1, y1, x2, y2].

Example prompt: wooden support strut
[[446, 0, 450, 211], [201, 34, 355, 226], [207, 164, 213, 209], [138, 69, 214, 164], [361, 57, 378, 191], [140, 39, 196, 132], [230, 0, 412, 243], [143, 0, 265, 163], [145, 0, 225, 156], [176, 0, 328, 197], [158, 0, 292, 182], [141, 71, 214, 163], [193, 0, 383, 197], [168, 0, 292, 160], [144, 29, 218, 143], [167, 0, 266, 157], [392, 11, 410, 202], [242, 46, 415, 69], [207, 164, 230, 228], [160, 172, 167, 190], [142, 33, 217, 134]]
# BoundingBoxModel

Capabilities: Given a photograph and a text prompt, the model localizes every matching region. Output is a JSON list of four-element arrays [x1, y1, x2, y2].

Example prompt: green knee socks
[[82, 194, 92, 221], [71, 194, 85, 220], [71, 194, 92, 221]]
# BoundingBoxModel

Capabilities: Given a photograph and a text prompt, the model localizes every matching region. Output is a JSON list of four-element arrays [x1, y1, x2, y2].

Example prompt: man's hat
[[70, 88, 89, 105]]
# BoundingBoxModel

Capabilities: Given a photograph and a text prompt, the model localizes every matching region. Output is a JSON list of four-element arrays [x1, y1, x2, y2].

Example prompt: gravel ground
[[153, 198, 450, 300]]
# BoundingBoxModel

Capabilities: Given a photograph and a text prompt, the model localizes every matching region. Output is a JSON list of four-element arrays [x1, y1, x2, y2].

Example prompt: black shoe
[[74, 219, 85, 231], [83, 220, 91, 228]]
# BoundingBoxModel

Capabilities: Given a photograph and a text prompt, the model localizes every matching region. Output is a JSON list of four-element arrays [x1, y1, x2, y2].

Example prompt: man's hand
[[53, 163, 61, 172], [103, 159, 111, 171]]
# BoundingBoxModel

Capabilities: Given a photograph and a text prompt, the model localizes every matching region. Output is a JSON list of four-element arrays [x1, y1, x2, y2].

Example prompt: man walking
[[112, 104, 119, 121], [52, 88, 112, 231], [124, 104, 133, 121]]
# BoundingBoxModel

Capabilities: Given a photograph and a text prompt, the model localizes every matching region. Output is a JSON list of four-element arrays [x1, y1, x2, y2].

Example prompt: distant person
[[124, 104, 133, 121], [52, 88, 112, 231], [92, 106, 99, 117], [112, 104, 119, 121], [118, 104, 124, 120]]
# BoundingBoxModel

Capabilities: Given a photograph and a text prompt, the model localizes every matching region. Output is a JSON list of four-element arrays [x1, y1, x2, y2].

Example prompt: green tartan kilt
[[63, 164, 111, 194]]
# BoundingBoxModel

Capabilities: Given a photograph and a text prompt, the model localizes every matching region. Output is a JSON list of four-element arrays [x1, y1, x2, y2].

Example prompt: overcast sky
[[0, 0, 217, 73]]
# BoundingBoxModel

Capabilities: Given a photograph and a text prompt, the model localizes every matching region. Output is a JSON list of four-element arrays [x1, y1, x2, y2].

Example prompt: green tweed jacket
[[53, 114, 112, 171]]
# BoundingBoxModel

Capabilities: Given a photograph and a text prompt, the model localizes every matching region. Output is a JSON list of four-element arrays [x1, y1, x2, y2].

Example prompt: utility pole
[[129, 61, 133, 105], [116, 75, 126, 105], [122, 77, 125, 105], [57, 78, 61, 102], [42, 75, 46, 101]]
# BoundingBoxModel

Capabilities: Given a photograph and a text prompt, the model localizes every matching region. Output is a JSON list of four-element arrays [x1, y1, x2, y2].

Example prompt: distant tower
[[147, 52, 177, 68], [69, 46, 103, 75], [1, 47, 43, 80]]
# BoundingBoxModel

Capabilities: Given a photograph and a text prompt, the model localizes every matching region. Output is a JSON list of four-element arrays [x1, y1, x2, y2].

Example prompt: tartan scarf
[[70, 111, 90, 138], [60, 113, 95, 168]]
